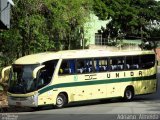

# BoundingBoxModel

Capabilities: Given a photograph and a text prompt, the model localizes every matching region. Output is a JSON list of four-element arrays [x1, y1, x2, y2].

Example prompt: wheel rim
[[57, 96, 64, 107], [126, 90, 132, 100]]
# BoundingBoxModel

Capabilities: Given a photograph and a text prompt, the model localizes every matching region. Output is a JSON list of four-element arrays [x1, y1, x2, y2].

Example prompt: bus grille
[[10, 97, 28, 101]]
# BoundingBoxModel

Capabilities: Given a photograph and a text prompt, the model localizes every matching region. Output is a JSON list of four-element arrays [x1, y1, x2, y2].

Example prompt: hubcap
[[57, 97, 63, 106], [126, 90, 132, 99]]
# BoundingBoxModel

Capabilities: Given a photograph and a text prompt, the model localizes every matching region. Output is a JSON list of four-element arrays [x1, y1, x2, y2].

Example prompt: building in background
[[83, 14, 142, 50], [83, 14, 111, 48]]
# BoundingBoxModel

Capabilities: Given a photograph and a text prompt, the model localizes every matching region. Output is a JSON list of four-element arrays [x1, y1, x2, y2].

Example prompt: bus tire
[[124, 87, 134, 101], [55, 93, 67, 108]]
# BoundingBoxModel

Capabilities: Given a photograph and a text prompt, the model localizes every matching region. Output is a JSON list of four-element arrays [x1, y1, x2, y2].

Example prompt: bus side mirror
[[1, 66, 11, 83], [33, 65, 45, 79]]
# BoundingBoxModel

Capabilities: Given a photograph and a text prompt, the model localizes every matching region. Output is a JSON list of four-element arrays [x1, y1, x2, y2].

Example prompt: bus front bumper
[[8, 94, 38, 107]]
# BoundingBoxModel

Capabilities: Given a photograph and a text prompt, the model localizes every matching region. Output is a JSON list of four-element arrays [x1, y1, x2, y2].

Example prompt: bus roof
[[14, 49, 155, 64]]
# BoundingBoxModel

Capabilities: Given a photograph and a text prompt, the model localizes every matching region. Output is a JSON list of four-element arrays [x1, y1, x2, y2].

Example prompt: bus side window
[[141, 54, 155, 69], [126, 56, 140, 70], [77, 60, 85, 73], [109, 57, 124, 71], [111, 58, 117, 71], [76, 59, 93, 74], [59, 59, 76, 75], [85, 59, 93, 73], [69, 60, 76, 74], [38, 60, 58, 89], [117, 57, 125, 70], [131, 56, 140, 69], [94, 58, 109, 72], [126, 56, 132, 70], [94, 59, 99, 72]]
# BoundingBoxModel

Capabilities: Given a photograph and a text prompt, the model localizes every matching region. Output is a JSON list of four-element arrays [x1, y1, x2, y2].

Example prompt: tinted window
[[59, 59, 76, 75], [94, 58, 109, 72], [8, 64, 39, 94], [76, 59, 93, 74], [141, 54, 155, 69], [126, 56, 140, 70], [38, 60, 58, 89], [109, 57, 125, 71]]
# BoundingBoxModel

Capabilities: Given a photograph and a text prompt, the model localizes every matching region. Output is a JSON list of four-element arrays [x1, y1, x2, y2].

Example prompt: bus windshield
[[8, 64, 39, 94]]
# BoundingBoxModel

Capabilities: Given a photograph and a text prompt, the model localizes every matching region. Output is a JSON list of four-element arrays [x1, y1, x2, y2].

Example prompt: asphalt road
[[1, 67, 160, 120]]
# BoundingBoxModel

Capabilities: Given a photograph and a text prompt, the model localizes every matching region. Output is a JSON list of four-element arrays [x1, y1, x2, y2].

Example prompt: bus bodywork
[[5, 50, 157, 108]]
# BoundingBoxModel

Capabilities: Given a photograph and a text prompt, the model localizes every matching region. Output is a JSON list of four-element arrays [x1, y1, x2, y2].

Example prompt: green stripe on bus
[[38, 74, 156, 95]]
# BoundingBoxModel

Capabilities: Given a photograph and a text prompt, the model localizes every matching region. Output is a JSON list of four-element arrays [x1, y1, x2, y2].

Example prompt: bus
[[2, 49, 157, 109]]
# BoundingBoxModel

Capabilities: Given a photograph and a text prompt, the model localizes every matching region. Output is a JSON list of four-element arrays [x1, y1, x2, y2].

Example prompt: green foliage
[[93, 0, 160, 48], [44, 0, 92, 50], [0, 0, 92, 67]]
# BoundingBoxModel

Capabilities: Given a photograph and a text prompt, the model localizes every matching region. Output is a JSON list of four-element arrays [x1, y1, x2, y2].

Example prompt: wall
[[84, 14, 111, 45]]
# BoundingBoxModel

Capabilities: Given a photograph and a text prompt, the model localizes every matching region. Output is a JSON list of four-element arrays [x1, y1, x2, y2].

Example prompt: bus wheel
[[55, 93, 67, 108], [124, 87, 134, 101]]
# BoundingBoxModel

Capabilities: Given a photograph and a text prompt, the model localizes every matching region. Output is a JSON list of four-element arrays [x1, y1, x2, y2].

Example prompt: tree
[[0, 0, 93, 67], [93, 0, 160, 49], [44, 0, 92, 50], [1, 0, 49, 57]]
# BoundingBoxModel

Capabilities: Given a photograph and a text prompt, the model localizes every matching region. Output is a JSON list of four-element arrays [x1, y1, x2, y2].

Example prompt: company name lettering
[[106, 71, 142, 78]]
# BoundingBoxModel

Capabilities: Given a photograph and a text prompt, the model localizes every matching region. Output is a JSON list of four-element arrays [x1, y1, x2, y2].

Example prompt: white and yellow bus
[[2, 49, 157, 108]]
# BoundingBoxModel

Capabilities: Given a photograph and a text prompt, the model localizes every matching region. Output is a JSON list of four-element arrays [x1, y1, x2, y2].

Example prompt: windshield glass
[[8, 60, 58, 94], [8, 64, 38, 94]]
